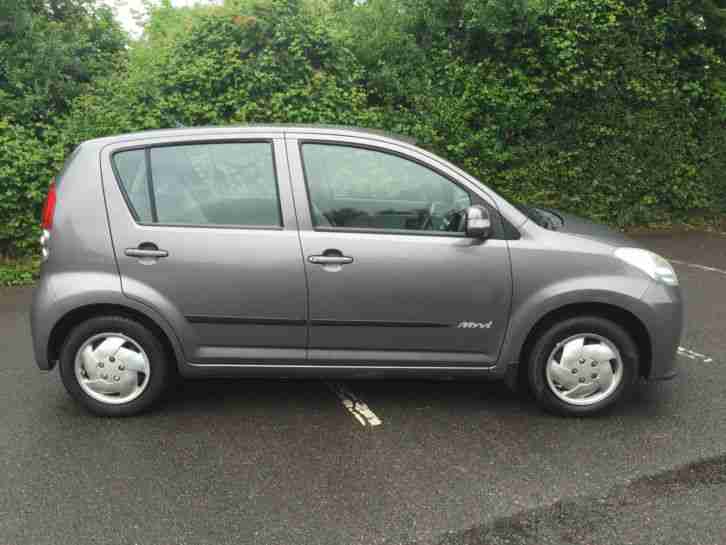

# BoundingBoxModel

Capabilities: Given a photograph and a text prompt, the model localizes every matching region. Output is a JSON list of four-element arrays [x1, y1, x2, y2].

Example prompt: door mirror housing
[[465, 205, 492, 239]]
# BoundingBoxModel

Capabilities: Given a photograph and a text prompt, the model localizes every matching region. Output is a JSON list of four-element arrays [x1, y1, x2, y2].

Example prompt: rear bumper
[[640, 282, 683, 380], [30, 273, 56, 370]]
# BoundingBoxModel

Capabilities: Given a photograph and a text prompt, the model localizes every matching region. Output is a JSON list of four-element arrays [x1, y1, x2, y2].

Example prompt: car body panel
[[284, 133, 512, 365], [496, 220, 680, 379], [637, 282, 683, 379], [551, 209, 635, 246], [30, 125, 683, 387], [30, 273, 57, 370], [31, 271, 187, 372], [497, 222, 643, 357], [294, 229, 510, 365], [98, 132, 309, 364], [30, 139, 122, 369]]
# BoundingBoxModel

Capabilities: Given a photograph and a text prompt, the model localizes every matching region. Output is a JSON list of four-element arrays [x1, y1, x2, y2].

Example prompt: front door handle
[[125, 243, 168, 259], [309, 251, 353, 265]]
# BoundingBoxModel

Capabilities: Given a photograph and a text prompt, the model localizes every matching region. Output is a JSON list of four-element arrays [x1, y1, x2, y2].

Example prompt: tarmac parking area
[[1, 231, 725, 545]]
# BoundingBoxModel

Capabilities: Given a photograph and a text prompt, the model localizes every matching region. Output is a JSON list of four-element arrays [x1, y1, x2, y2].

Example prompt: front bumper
[[640, 282, 683, 380]]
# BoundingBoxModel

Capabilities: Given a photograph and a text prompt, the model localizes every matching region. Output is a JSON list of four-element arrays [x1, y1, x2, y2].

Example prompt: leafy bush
[[0, 256, 40, 287], [347, 0, 726, 225], [61, 0, 381, 142], [1, 0, 725, 258], [0, 0, 125, 126], [0, 0, 125, 257], [0, 120, 64, 256]]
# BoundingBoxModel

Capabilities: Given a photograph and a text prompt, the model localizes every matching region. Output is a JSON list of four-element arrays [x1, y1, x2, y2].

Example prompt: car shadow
[[157, 375, 677, 420]]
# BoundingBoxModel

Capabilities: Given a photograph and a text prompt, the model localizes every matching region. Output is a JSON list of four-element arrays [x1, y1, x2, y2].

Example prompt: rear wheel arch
[[517, 302, 652, 388], [47, 304, 181, 373]]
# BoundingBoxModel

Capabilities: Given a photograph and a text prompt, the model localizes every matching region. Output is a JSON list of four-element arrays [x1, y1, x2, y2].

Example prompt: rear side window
[[112, 142, 281, 227]]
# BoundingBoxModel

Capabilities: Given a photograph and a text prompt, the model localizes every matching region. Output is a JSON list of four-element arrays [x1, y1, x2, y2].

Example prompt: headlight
[[614, 248, 678, 286]]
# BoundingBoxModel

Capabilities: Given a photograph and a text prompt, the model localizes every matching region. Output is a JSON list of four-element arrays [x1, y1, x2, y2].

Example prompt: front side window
[[301, 144, 471, 232], [113, 142, 281, 227]]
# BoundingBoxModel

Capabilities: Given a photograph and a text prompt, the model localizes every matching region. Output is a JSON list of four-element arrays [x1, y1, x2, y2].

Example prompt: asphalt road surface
[[1, 231, 726, 545]]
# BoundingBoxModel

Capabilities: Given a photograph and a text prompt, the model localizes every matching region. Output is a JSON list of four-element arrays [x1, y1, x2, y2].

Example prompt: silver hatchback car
[[31, 125, 682, 417]]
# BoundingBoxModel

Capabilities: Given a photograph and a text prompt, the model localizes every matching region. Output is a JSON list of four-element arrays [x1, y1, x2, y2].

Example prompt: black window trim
[[297, 139, 506, 240], [144, 147, 159, 223], [110, 139, 285, 230]]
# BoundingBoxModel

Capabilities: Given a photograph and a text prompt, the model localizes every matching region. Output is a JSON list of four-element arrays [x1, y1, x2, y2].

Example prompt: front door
[[101, 135, 308, 364], [286, 135, 512, 366]]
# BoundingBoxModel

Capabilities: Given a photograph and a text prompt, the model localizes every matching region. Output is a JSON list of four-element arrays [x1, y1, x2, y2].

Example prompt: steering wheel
[[441, 207, 468, 232]]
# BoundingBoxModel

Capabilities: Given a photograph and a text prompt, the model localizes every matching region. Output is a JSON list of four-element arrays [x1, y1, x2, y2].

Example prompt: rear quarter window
[[113, 149, 153, 222]]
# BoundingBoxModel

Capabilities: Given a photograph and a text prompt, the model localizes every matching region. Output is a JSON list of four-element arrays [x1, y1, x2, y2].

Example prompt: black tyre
[[58, 315, 172, 416], [527, 316, 639, 416]]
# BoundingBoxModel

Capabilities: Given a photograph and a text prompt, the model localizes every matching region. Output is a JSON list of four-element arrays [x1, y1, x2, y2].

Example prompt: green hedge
[[0, 256, 40, 287], [2, 0, 725, 258], [0, 0, 125, 257], [0, 120, 64, 256]]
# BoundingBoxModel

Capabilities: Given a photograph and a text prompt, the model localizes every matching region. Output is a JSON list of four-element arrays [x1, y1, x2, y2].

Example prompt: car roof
[[83, 124, 417, 147]]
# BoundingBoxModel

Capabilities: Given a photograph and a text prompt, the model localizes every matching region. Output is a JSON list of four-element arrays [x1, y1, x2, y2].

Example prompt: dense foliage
[[1, 0, 726, 257], [1, 0, 125, 255], [0, 256, 39, 286]]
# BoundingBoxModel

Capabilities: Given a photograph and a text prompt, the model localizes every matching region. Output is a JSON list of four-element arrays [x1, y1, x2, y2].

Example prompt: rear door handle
[[125, 243, 168, 259], [309, 254, 353, 265]]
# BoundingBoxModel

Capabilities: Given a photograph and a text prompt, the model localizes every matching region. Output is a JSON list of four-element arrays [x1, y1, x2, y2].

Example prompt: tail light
[[41, 179, 57, 230], [40, 179, 56, 260]]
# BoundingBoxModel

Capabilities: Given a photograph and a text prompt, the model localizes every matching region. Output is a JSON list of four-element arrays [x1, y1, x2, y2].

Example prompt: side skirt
[[180, 362, 502, 380]]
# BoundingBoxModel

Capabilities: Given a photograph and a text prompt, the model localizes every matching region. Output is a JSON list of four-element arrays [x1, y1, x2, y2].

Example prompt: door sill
[[181, 362, 500, 379]]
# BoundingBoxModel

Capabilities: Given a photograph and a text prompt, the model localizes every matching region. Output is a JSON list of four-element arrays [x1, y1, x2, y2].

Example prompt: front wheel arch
[[517, 302, 652, 391]]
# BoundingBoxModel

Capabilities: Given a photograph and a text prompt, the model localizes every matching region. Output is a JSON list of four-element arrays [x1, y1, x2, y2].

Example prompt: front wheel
[[527, 316, 639, 416], [59, 315, 172, 416]]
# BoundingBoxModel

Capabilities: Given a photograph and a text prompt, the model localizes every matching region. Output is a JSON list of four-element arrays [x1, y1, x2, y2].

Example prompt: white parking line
[[327, 382, 382, 427], [670, 259, 726, 277], [678, 346, 714, 363]]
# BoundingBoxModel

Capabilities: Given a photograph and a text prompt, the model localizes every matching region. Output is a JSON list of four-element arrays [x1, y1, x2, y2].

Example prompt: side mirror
[[465, 205, 492, 239]]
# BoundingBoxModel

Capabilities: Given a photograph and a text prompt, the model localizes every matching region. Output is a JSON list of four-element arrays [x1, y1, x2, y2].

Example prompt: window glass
[[302, 144, 471, 232], [113, 149, 152, 222], [149, 143, 281, 226]]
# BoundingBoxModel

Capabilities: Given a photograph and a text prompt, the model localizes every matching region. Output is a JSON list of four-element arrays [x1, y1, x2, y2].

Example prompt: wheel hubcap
[[545, 333, 623, 406], [74, 333, 151, 405]]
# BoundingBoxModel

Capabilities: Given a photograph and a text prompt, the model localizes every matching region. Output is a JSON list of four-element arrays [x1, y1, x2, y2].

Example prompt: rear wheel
[[527, 316, 639, 416], [59, 315, 172, 416]]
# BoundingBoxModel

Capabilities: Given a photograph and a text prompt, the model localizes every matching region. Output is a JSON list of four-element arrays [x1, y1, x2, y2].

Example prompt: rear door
[[286, 133, 512, 366], [101, 132, 308, 365]]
